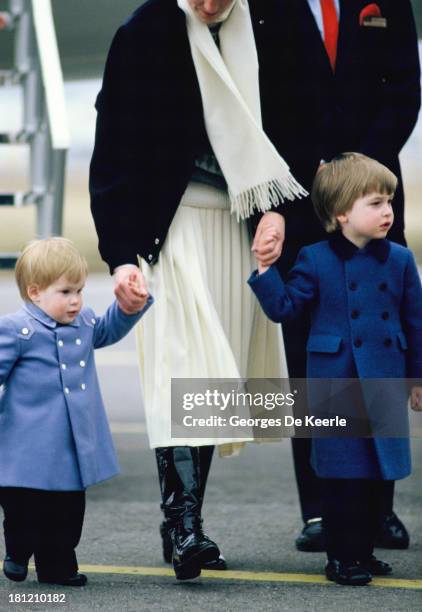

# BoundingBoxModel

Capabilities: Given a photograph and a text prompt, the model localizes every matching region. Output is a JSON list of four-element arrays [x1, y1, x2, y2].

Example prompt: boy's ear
[[27, 284, 40, 302], [336, 213, 348, 226]]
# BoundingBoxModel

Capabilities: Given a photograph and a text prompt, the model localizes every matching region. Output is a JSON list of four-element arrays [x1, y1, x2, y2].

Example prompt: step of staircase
[[0, 192, 28, 206], [0, 132, 29, 144], [0, 253, 19, 269]]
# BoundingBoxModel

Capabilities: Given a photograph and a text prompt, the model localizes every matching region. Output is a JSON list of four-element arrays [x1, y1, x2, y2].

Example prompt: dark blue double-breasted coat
[[248, 234, 422, 479]]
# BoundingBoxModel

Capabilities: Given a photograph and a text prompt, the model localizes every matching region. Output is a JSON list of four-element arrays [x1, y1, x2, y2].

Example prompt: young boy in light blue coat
[[248, 153, 422, 586], [0, 238, 152, 586]]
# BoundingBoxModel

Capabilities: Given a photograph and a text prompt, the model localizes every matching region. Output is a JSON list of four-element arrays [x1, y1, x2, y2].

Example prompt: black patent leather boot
[[160, 518, 227, 571], [155, 447, 220, 580], [158, 446, 226, 570], [172, 513, 220, 580]]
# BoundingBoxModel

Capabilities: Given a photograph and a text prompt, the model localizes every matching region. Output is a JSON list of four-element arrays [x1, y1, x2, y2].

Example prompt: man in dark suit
[[254, 0, 421, 552]]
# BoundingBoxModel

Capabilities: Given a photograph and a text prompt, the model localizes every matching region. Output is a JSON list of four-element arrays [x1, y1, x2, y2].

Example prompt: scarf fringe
[[229, 175, 309, 221]]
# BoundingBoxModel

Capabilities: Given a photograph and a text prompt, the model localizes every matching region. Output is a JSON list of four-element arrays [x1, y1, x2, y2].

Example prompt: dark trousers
[[0, 487, 85, 579], [292, 437, 395, 522], [282, 313, 395, 524], [322, 478, 386, 562]]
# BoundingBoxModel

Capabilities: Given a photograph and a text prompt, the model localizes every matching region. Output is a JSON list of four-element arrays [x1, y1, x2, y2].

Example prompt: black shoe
[[3, 556, 28, 582], [359, 555, 392, 576], [295, 518, 326, 552], [325, 559, 372, 586], [38, 573, 88, 587], [375, 512, 409, 549], [172, 522, 220, 580], [161, 521, 227, 570]]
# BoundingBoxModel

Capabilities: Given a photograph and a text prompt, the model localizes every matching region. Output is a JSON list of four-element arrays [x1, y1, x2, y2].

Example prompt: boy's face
[[28, 275, 85, 324], [336, 192, 394, 247]]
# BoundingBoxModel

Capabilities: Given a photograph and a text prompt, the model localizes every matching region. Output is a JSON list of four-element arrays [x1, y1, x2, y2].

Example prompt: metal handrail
[[31, 0, 69, 151], [1, 0, 69, 239]]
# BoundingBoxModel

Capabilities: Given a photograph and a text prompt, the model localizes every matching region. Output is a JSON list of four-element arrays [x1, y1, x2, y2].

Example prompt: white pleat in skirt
[[136, 182, 289, 452]]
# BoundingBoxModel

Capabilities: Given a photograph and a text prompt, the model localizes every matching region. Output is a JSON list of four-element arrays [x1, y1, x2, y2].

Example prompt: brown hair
[[15, 237, 88, 301], [311, 152, 398, 232]]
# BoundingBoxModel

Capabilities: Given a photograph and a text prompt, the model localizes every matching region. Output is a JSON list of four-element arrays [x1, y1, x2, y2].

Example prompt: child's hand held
[[114, 267, 149, 315]]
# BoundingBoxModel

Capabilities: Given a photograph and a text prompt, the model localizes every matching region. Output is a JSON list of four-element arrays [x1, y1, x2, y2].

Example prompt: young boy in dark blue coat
[[248, 153, 422, 585]]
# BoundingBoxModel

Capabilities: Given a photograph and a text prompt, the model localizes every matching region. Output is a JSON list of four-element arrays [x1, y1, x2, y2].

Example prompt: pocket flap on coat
[[307, 334, 342, 353], [396, 332, 408, 351]]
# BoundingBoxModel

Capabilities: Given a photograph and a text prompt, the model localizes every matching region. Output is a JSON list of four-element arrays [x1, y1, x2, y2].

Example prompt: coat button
[[154, 238, 159, 245], [381, 311, 389, 320], [348, 282, 357, 291], [354, 339, 362, 348], [148, 254, 153, 261], [80, 360, 86, 368], [91, 318, 96, 325], [384, 338, 392, 347], [61, 364, 67, 370], [379, 282, 387, 291], [351, 310, 359, 319], [58, 340, 64, 347], [21, 327, 29, 335], [259, 19, 265, 24], [64, 387, 70, 394], [81, 383, 86, 390], [76, 339, 82, 345]]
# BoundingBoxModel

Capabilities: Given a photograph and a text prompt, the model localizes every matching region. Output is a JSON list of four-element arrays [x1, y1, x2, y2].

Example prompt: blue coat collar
[[329, 233, 391, 264], [23, 302, 80, 328]]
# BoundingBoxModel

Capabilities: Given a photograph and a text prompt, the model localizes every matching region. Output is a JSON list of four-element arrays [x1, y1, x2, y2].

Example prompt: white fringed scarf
[[177, 0, 307, 220]]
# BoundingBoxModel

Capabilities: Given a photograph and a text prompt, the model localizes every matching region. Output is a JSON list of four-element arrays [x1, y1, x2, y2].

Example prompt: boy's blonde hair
[[311, 152, 398, 232], [15, 237, 88, 301]]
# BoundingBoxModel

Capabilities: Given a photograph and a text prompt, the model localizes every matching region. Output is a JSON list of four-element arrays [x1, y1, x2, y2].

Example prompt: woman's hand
[[114, 266, 148, 314], [410, 386, 422, 411], [252, 212, 285, 267]]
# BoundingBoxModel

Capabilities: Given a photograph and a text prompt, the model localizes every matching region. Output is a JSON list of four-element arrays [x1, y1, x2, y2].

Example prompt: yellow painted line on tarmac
[[74, 565, 422, 590]]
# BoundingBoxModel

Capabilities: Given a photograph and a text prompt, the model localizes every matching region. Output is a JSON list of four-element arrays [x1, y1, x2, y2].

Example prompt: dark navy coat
[[248, 234, 422, 479], [0, 298, 152, 491], [89, 0, 335, 272]]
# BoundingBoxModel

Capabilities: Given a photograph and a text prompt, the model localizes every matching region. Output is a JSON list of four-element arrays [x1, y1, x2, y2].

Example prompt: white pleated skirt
[[136, 183, 288, 453]]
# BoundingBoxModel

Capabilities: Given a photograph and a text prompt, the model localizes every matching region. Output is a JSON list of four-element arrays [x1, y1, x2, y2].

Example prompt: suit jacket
[[0, 299, 152, 490], [276, 0, 421, 275], [89, 0, 322, 272], [248, 234, 422, 478]]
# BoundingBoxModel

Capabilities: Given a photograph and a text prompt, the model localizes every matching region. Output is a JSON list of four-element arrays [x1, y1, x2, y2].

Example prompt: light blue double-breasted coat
[[0, 298, 152, 491], [249, 234, 422, 480]]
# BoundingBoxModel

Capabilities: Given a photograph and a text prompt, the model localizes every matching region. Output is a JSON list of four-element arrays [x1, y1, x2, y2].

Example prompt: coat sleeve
[[401, 251, 422, 379], [247, 247, 318, 323], [0, 317, 20, 386], [358, 0, 421, 161], [89, 16, 158, 273], [90, 297, 153, 350]]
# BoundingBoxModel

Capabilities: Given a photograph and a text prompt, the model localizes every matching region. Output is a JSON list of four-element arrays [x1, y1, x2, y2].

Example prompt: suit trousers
[[322, 478, 387, 561], [0, 487, 85, 579]]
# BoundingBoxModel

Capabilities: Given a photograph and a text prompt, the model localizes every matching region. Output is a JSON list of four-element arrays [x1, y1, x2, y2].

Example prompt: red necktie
[[320, 0, 339, 71]]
